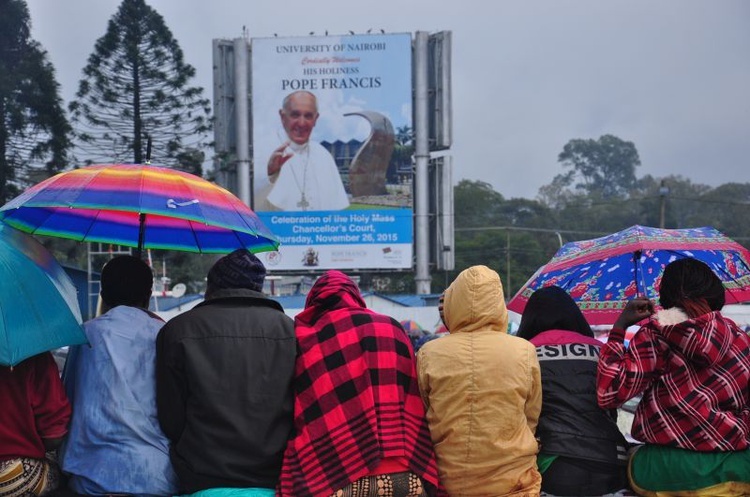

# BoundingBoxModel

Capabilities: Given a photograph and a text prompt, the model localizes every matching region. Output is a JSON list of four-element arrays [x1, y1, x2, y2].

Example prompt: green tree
[[69, 0, 211, 168], [449, 180, 562, 295], [454, 179, 505, 227], [0, 0, 71, 203], [555, 134, 640, 200]]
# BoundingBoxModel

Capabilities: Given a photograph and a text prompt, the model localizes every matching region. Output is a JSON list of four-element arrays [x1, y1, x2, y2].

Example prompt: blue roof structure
[[384, 294, 443, 307], [149, 294, 203, 312], [269, 294, 308, 310]]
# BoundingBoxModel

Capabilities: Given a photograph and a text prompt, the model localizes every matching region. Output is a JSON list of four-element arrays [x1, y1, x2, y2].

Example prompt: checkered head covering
[[206, 249, 266, 295]]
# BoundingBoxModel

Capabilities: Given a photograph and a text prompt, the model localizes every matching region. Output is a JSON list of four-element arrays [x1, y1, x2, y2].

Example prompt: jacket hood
[[655, 308, 733, 368], [443, 265, 508, 334], [296, 270, 366, 326]]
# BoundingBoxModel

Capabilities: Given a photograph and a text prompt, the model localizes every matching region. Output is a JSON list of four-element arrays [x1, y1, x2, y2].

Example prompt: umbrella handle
[[135, 213, 146, 259], [145, 135, 152, 165]]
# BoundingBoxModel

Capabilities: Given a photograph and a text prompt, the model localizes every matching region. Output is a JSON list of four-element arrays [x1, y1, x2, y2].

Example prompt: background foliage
[[4, 0, 749, 299]]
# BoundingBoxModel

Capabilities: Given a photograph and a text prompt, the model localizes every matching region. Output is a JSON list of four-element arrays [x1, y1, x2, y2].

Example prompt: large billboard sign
[[251, 33, 413, 271]]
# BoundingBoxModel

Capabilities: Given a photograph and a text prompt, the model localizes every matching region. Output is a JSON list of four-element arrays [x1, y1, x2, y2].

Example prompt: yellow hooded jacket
[[417, 265, 542, 496]]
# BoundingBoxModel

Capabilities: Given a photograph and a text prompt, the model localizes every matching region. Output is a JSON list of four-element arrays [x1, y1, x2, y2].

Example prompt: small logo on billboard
[[382, 247, 404, 264], [302, 248, 319, 267], [265, 251, 281, 266]]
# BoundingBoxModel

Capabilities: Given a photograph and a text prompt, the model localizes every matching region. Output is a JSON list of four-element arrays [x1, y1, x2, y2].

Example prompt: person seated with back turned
[[157, 249, 296, 497], [1, 352, 70, 495], [417, 265, 542, 496], [516, 286, 629, 496], [598, 258, 750, 496], [278, 270, 441, 497], [59, 255, 177, 495]]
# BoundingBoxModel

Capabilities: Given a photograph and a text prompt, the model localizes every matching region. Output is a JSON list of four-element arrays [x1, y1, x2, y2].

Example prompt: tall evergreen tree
[[0, 0, 71, 203], [69, 0, 211, 168]]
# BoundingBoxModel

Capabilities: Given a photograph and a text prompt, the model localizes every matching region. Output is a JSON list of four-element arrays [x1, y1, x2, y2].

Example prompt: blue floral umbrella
[[507, 225, 750, 325], [0, 224, 86, 366]]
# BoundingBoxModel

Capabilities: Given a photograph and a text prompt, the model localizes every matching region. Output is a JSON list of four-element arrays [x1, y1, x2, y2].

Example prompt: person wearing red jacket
[[598, 258, 750, 495], [0, 352, 70, 495]]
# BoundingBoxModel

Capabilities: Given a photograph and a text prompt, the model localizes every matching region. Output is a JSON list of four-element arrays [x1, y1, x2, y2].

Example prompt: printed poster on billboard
[[251, 33, 413, 271]]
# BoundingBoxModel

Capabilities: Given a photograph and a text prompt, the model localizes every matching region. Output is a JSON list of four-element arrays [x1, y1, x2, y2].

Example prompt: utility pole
[[659, 179, 670, 229], [506, 229, 511, 296]]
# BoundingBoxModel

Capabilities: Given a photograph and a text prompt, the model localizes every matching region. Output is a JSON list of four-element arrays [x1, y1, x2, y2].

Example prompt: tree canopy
[[0, 0, 71, 203], [550, 134, 641, 201], [436, 138, 750, 296], [68, 0, 211, 168]]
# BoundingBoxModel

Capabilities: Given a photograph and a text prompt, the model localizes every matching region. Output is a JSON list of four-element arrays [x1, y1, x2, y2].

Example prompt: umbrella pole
[[135, 213, 146, 259], [634, 249, 645, 298]]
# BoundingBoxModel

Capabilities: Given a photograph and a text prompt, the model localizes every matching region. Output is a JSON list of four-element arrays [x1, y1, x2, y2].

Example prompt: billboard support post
[[233, 37, 251, 206], [414, 31, 431, 294], [213, 32, 449, 276]]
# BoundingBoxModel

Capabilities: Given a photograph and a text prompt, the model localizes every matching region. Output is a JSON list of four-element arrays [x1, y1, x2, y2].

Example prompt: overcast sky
[[25, 0, 750, 200]]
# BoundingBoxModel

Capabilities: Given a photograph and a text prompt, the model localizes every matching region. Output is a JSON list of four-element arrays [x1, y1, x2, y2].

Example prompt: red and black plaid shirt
[[279, 271, 441, 496], [598, 311, 750, 451]]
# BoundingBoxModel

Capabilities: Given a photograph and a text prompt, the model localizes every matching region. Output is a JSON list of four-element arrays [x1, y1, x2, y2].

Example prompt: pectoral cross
[[297, 194, 310, 210]]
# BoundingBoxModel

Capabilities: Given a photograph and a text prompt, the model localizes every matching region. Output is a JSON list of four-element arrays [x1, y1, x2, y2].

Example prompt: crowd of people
[[2, 252, 750, 496]]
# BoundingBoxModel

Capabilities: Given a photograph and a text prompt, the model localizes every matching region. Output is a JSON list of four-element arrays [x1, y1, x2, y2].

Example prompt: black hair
[[659, 258, 725, 311], [516, 285, 593, 340], [100, 255, 153, 308]]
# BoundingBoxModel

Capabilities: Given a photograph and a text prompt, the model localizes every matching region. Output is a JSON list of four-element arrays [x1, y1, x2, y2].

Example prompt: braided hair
[[658, 258, 725, 312]]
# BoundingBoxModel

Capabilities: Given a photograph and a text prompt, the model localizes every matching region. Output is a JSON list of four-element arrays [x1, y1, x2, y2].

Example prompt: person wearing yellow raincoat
[[417, 265, 542, 496]]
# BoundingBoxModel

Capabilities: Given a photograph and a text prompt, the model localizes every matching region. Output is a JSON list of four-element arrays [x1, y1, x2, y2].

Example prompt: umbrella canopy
[[0, 224, 86, 366], [0, 164, 279, 255], [399, 319, 425, 336], [507, 225, 750, 325], [433, 324, 449, 335]]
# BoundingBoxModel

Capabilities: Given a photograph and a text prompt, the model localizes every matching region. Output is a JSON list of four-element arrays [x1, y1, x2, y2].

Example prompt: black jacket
[[530, 329, 628, 467], [156, 288, 296, 493]]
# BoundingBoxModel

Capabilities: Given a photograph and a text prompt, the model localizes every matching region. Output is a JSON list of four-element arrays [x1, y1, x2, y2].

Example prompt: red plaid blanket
[[279, 271, 441, 496]]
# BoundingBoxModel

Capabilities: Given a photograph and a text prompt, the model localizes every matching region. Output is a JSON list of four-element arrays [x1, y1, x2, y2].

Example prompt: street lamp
[[659, 180, 670, 229]]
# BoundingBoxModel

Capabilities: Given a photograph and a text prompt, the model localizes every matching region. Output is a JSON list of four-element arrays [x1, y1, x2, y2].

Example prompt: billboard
[[251, 33, 413, 271]]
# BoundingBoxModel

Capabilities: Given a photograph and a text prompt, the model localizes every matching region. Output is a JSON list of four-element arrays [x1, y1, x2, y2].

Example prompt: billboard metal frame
[[212, 31, 453, 292]]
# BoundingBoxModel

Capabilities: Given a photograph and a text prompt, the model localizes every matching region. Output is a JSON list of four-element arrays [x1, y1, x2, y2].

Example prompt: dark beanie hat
[[206, 249, 266, 294], [100, 255, 153, 307]]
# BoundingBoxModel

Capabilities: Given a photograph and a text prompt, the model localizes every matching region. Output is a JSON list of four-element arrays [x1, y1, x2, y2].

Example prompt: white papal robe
[[265, 141, 350, 211]]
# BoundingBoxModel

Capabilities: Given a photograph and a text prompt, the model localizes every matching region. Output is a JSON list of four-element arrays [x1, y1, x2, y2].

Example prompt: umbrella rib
[[78, 207, 107, 245], [187, 219, 203, 254], [177, 173, 210, 252]]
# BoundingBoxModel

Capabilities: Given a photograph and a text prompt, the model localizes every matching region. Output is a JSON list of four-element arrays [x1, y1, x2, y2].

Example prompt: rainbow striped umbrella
[[399, 319, 425, 337], [0, 164, 279, 255]]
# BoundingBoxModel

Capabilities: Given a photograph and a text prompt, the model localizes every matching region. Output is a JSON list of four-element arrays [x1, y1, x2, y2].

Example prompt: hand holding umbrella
[[614, 297, 655, 330]]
